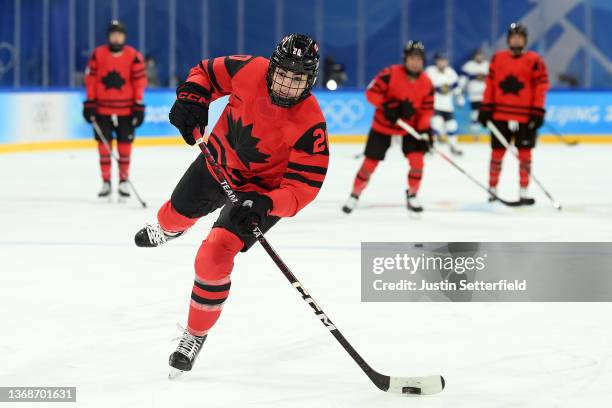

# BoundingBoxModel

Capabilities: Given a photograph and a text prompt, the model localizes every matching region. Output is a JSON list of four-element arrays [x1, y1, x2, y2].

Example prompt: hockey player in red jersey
[[83, 20, 147, 200], [342, 40, 434, 213], [479, 23, 549, 204], [134, 34, 328, 377]]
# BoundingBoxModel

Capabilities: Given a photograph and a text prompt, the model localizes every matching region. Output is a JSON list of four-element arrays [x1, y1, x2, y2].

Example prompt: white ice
[[1, 142, 611, 407]]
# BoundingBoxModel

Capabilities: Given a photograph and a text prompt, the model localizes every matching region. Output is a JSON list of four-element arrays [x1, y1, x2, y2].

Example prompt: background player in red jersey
[[342, 41, 434, 213], [133, 34, 329, 377], [83, 20, 147, 200], [479, 23, 549, 204]]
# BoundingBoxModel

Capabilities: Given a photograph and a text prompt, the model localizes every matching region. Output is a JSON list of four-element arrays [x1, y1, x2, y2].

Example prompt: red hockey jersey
[[482, 50, 549, 123], [84, 45, 147, 116], [183, 55, 329, 218], [366, 64, 434, 136]]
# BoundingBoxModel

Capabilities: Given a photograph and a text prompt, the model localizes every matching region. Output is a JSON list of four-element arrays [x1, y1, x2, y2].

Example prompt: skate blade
[[117, 195, 130, 204], [168, 367, 185, 380]]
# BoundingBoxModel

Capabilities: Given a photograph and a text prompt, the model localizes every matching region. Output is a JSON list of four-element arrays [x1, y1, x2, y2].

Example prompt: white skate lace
[[145, 223, 167, 246], [173, 324, 203, 360]]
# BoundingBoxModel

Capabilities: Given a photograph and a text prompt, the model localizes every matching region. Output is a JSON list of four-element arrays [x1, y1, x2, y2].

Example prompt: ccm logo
[[293, 282, 337, 331], [178, 91, 208, 105]]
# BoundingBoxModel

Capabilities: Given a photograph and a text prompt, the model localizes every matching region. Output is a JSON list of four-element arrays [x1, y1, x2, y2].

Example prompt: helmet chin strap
[[108, 42, 125, 53], [405, 68, 421, 79], [509, 45, 524, 56]]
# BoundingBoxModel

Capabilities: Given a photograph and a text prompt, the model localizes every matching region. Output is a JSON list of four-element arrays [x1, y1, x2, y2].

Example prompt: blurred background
[[0, 0, 610, 149]]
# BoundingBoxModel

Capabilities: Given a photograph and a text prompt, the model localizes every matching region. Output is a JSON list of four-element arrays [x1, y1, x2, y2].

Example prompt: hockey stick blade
[[495, 197, 533, 207], [388, 374, 445, 395], [369, 370, 445, 395]]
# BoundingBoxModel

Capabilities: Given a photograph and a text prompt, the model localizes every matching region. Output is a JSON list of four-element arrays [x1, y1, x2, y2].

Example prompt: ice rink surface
[[1, 142, 611, 407]]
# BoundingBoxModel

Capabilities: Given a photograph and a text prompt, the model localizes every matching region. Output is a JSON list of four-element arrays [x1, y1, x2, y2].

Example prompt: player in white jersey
[[425, 53, 464, 156], [459, 50, 489, 132]]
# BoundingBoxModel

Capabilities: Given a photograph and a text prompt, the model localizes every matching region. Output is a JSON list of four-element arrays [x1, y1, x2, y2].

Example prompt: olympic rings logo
[[319, 98, 367, 129], [0, 42, 16, 79]]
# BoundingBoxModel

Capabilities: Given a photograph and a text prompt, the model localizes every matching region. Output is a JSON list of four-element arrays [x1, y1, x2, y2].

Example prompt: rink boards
[[0, 89, 611, 152]]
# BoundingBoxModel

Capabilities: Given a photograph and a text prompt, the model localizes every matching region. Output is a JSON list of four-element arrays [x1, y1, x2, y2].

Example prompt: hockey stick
[[193, 127, 444, 396], [486, 121, 562, 211], [396, 119, 524, 207], [544, 122, 579, 146], [91, 118, 147, 208]]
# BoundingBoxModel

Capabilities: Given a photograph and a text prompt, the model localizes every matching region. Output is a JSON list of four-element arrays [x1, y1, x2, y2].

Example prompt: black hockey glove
[[528, 113, 544, 130], [169, 82, 210, 145], [229, 191, 273, 234], [418, 128, 434, 151], [131, 103, 145, 127], [383, 100, 415, 124], [478, 104, 493, 127], [83, 100, 97, 123]]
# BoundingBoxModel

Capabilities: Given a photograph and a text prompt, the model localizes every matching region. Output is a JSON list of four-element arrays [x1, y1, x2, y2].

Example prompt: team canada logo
[[499, 74, 524, 95], [225, 111, 270, 169], [102, 70, 125, 90]]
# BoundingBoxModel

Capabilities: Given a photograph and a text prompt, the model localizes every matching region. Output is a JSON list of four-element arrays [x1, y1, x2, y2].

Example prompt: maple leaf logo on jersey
[[499, 74, 524, 95], [225, 112, 270, 169], [101, 70, 125, 90]]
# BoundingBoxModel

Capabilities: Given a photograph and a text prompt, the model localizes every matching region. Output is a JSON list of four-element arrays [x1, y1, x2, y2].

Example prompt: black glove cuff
[[176, 82, 211, 108]]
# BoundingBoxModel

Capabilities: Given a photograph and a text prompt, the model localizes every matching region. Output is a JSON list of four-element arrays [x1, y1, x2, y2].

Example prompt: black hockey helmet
[[267, 33, 320, 107], [403, 40, 426, 62], [434, 52, 448, 61], [507, 22, 528, 41], [107, 20, 127, 36]]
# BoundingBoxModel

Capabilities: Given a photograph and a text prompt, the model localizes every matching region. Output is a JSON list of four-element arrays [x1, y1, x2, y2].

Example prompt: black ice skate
[[117, 180, 131, 202], [519, 187, 535, 206], [488, 187, 498, 202], [406, 190, 423, 212], [98, 180, 111, 199], [134, 223, 184, 247], [342, 194, 359, 214], [168, 329, 207, 379]]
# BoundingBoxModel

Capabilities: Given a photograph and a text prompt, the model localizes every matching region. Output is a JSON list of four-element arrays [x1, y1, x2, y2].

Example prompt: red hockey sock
[[97, 141, 112, 182], [157, 200, 198, 233], [351, 157, 379, 196], [187, 228, 243, 336], [518, 148, 532, 188], [117, 142, 132, 182], [489, 148, 506, 188], [406, 152, 424, 194]]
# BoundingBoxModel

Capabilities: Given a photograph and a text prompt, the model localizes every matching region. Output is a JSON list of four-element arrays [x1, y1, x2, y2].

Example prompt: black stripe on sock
[[194, 280, 231, 292], [191, 292, 227, 305]]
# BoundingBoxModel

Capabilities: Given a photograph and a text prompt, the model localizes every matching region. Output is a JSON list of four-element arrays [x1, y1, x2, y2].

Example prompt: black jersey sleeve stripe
[[224, 56, 255, 77], [209, 133, 227, 167], [207, 58, 222, 93], [287, 161, 327, 175], [284, 172, 323, 188]]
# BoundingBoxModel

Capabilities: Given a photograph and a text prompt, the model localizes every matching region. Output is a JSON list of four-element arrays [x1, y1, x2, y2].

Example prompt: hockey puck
[[402, 386, 421, 394], [414, 243, 424, 248]]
